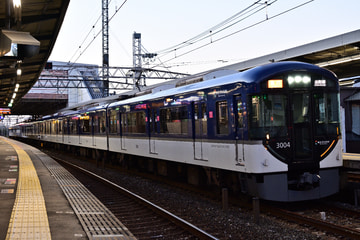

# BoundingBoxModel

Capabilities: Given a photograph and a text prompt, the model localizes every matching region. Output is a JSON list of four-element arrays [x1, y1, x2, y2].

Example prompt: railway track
[[348, 171, 360, 183], [42, 148, 360, 239], [263, 202, 360, 239], [54, 157, 218, 240]]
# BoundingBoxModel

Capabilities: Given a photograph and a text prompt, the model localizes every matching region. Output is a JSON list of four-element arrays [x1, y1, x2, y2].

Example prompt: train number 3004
[[276, 142, 291, 149]]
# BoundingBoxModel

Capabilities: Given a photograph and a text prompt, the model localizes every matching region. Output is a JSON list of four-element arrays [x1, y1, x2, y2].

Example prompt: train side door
[[91, 115, 96, 147], [61, 119, 65, 143], [193, 101, 208, 160], [149, 108, 157, 154], [289, 93, 315, 170], [234, 95, 245, 165], [120, 112, 127, 150]]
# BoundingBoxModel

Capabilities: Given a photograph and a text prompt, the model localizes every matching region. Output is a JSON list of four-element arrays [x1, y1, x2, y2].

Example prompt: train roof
[[108, 61, 337, 108]]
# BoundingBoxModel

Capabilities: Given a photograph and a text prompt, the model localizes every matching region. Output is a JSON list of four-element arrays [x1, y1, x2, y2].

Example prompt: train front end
[[247, 62, 342, 201]]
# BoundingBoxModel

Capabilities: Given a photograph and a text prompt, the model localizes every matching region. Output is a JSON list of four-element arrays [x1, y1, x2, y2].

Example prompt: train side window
[[160, 106, 189, 135], [109, 109, 118, 134], [46, 121, 51, 134], [80, 115, 90, 133], [39, 122, 44, 134], [63, 120, 68, 135], [121, 113, 126, 134], [150, 109, 157, 134], [100, 112, 107, 134], [216, 100, 229, 135], [127, 111, 146, 134], [94, 111, 106, 135], [93, 115, 99, 134], [194, 103, 207, 136], [202, 103, 207, 135], [69, 117, 78, 134], [51, 120, 57, 134], [59, 120, 63, 134], [237, 100, 244, 128]]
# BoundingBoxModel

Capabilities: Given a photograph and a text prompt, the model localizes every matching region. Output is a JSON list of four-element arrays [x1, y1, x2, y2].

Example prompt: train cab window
[[249, 94, 287, 139], [160, 106, 189, 135], [216, 101, 229, 135], [314, 92, 340, 136], [293, 94, 310, 124]]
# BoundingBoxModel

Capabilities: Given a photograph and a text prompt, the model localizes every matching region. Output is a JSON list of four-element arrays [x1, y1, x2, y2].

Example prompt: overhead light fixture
[[0, 30, 40, 58], [15, 84, 19, 92], [317, 54, 360, 67], [16, 68, 21, 76], [13, 0, 22, 24], [13, 0, 21, 8], [12, 93, 16, 99]]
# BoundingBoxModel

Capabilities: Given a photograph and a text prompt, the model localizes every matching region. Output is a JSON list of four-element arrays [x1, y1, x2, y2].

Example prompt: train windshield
[[248, 74, 340, 163], [249, 94, 288, 139], [313, 92, 340, 136]]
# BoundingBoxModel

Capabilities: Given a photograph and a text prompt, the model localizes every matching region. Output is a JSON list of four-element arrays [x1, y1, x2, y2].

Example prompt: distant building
[[31, 61, 103, 108]]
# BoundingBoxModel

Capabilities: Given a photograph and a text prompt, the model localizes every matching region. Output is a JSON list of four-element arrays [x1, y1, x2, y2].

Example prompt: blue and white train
[[10, 61, 343, 202]]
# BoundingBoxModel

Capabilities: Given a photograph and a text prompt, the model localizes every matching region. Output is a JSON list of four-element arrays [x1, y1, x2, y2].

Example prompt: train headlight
[[287, 75, 311, 87], [288, 76, 295, 85], [303, 76, 311, 84]]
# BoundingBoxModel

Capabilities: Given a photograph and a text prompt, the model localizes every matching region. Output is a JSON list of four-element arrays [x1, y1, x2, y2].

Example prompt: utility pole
[[132, 33, 158, 90], [133, 32, 142, 90], [102, 0, 109, 97]]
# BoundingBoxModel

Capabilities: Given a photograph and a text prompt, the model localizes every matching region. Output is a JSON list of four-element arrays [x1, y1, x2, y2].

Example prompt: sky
[[49, 0, 360, 75]]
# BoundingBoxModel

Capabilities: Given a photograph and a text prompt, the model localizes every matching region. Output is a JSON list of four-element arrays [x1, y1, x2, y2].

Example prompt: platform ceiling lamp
[[13, 0, 21, 7], [13, 0, 21, 29]]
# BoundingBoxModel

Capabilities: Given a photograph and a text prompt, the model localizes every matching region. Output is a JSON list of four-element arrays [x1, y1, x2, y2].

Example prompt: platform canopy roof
[[223, 30, 360, 80], [0, 0, 70, 112], [1, 1, 360, 115]]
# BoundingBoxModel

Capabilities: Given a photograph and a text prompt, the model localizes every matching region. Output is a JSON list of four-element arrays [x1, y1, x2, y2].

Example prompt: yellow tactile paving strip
[[2, 138, 51, 240], [343, 152, 360, 161]]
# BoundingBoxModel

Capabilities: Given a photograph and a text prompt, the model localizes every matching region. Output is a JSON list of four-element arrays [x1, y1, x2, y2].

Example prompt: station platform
[[0, 137, 136, 240], [343, 152, 360, 169]]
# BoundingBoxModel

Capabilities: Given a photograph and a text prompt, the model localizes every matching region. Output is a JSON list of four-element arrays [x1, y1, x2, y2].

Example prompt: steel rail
[[264, 205, 360, 239], [55, 157, 218, 240]]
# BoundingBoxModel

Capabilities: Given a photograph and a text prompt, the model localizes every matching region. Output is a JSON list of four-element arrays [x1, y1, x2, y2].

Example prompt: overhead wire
[[67, 0, 314, 71], [68, 15, 102, 63], [149, 0, 276, 70], [155, 0, 267, 56], [68, 0, 128, 67], [151, 0, 314, 69]]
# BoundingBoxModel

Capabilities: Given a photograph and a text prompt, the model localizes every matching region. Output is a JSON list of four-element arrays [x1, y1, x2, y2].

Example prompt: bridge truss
[[34, 65, 190, 96]]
